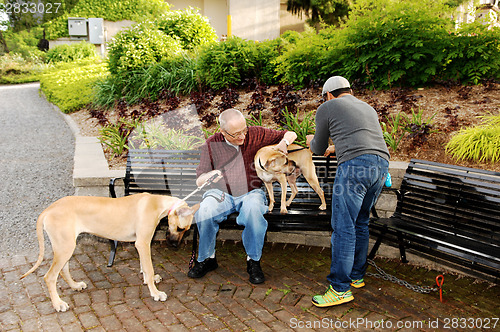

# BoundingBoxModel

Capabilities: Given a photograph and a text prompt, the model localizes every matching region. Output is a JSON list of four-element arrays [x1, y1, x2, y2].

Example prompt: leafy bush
[[381, 108, 437, 151], [275, 0, 499, 89], [40, 59, 108, 113], [0, 53, 47, 84], [107, 22, 182, 76], [275, 27, 334, 88], [44, 0, 170, 40], [446, 114, 500, 163], [100, 117, 204, 156], [154, 7, 218, 50], [441, 22, 500, 84], [129, 119, 204, 150], [254, 37, 290, 85], [196, 36, 258, 90], [45, 41, 97, 63], [325, 0, 454, 88], [279, 108, 316, 147], [94, 52, 198, 107], [3, 27, 46, 61]]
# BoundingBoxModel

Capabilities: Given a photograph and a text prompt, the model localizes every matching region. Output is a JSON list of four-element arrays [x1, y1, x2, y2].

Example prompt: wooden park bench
[[368, 159, 500, 282]]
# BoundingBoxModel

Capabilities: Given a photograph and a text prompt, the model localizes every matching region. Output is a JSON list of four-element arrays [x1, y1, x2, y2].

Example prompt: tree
[[0, 2, 9, 53], [286, 0, 352, 27]]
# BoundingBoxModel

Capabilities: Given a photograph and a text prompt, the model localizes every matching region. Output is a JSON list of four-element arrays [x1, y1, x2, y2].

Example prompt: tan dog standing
[[20, 193, 199, 312], [255, 144, 327, 214]]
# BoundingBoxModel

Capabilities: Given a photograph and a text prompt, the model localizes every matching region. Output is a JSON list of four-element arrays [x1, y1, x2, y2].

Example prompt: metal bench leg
[[189, 224, 199, 269], [107, 240, 118, 267], [396, 231, 409, 263], [368, 225, 387, 260]]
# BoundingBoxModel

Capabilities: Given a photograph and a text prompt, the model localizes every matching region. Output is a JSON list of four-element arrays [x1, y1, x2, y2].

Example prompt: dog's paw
[[74, 281, 87, 291], [268, 203, 274, 212], [153, 291, 168, 302], [280, 208, 288, 214], [53, 299, 70, 312], [154, 274, 162, 284], [319, 204, 327, 210]]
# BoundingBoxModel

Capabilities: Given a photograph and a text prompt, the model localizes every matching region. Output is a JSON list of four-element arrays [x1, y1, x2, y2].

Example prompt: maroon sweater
[[197, 126, 285, 196]]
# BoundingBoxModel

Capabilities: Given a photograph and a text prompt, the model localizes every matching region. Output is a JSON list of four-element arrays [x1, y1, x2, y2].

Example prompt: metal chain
[[366, 259, 439, 294]]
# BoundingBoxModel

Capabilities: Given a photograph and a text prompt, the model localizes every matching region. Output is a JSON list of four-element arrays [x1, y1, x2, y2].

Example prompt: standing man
[[306, 76, 390, 306], [189, 108, 297, 284]]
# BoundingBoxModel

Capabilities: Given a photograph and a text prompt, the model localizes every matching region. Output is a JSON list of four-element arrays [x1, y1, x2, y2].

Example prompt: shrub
[[40, 59, 108, 113], [330, 0, 454, 88], [154, 7, 218, 50], [254, 37, 290, 85], [196, 36, 258, 90], [107, 22, 183, 76], [45, 41, 97, 63], [0, 53, 47, 84], [275, 27, 335, 88], [129, 119, 204, 150], [279, 109, 316, 147], [441, 22, 500, 84], [93, 52, 198, 107], [3, 27, 46, 61], [446, 114, 500, 163]]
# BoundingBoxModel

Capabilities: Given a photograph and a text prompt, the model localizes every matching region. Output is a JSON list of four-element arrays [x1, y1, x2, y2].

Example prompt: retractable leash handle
[[180, 172, 221, 203], [200, 172, 220, 189]]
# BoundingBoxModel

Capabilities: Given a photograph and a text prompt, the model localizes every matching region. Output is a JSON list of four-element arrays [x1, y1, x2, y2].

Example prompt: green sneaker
[[312, 285, 354, 307], [350, 278, 365, 288]]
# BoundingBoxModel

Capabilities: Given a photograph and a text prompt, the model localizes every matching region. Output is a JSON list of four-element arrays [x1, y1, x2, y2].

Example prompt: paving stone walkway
[[1, 238, 498, 331]]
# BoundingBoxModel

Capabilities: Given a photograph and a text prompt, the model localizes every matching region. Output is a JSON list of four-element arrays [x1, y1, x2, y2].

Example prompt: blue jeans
[[327, 154, 389, 292], [194, 188, 268, 262]]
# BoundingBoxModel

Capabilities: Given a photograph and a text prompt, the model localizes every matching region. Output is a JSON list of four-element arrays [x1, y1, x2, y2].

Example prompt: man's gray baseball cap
[[322, 76, 351, 95]]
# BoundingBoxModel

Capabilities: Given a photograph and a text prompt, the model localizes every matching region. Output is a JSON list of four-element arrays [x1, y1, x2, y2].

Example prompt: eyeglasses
[[224, 127, 248, 138]]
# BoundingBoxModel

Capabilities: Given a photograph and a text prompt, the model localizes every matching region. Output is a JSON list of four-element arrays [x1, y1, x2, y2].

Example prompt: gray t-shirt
[[310, 94, 390, 165]]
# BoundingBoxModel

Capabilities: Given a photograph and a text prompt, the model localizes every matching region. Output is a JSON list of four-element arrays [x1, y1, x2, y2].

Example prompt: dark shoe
[[247, 259, 265, 284], [188, 257, 218, 278]]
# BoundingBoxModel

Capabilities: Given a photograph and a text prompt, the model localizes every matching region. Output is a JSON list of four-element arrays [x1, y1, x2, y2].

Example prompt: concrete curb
[[61, 112, 125, 197]]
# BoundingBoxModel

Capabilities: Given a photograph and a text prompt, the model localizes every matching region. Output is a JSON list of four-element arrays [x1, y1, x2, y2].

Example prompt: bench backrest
[[397, 159, 500, 247], [124, 149, 338, 209]]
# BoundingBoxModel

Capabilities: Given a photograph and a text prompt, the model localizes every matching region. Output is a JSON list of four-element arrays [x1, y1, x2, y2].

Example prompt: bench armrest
[[109, 177, 125, 198]]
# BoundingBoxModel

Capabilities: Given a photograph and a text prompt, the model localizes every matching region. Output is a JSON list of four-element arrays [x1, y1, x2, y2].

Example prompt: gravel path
[[0, 83, 75, 258]]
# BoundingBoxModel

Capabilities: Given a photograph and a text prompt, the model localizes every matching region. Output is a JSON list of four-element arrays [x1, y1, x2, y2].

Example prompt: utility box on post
[[88, 18, 104, 44], [68, 18, 87, 37]]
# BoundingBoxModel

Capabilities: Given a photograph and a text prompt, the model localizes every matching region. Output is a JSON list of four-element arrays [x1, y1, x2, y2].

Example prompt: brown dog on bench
[[255, 144, 327, 214], [20, 193, 199, 312]]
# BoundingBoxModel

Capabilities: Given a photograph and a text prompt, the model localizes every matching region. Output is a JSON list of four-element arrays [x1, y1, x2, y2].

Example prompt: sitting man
[[188, 108, 297, 284]]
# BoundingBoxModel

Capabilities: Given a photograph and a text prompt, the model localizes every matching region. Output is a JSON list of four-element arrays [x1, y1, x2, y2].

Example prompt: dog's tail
[[20, 212, 46, 279]]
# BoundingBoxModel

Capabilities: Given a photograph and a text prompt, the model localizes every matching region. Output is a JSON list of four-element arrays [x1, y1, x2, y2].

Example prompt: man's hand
[[323, 145, 336, 157], [306, 135, 314, 148], [197, 170, 223, 187]]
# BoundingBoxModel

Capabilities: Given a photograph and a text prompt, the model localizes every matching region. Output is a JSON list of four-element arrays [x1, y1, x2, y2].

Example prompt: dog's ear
[[175, 204, 199, 217]]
